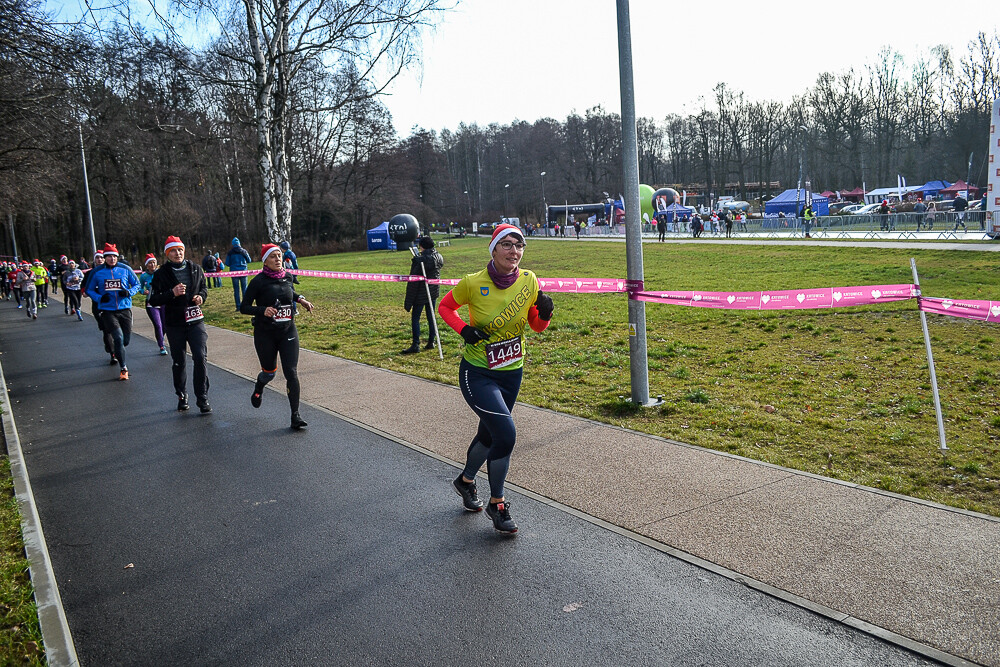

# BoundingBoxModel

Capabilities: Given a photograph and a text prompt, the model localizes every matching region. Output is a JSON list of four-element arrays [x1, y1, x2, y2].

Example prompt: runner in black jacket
[[240, 243, 314, 430], [148, 236, 211, 413]]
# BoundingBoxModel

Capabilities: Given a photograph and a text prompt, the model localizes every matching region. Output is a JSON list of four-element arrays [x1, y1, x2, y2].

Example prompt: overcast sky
[[382, 0, 999, 136]]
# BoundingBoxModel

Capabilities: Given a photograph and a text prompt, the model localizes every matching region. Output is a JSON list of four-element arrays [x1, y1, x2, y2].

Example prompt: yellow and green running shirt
[[450, 268, 540, 371]]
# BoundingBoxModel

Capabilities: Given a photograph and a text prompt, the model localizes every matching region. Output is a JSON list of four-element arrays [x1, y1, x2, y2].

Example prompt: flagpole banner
[[920, 297, 1000, 322]]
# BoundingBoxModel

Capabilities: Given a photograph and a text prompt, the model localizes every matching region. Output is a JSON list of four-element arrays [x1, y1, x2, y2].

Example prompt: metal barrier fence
[[540, 211, 992, 239]]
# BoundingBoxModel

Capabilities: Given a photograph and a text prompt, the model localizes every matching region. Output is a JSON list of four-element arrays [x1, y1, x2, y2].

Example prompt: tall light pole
[[79, 124, 97, 256], [540, 171, 547, 236], [796, 124, 807, 224], [504, 183, 510, 221], [617, 0, 656, 406], [966, 152, 974, 200]]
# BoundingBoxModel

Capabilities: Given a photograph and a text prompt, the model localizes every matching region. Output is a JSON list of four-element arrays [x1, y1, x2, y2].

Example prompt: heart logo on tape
[[726, 295, 735, 304], [693, 294, 702, 301], [991, 305, 1000, 318], [796, 293, 805, 303], [942, 299, 953, 309], [833, 292, 842, 302], [761, 295, 771, 304], [871, 290, 882, 299]]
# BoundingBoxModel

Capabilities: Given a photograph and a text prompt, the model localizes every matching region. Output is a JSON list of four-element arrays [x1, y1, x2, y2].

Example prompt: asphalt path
[[0, 305, 937, 666]]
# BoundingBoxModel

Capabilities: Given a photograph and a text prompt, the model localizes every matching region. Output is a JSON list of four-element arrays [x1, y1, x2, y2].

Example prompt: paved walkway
[[143, 309, 1000, 665], [1, 304, 997, 665]]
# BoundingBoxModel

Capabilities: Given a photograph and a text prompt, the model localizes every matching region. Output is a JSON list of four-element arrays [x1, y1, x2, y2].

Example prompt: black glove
[[460, 325, 490, 345], [534, 291, 554, 321], [118, 289, 131, 298]]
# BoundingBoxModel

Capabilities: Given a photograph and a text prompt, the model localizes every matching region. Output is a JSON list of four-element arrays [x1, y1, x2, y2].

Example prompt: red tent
[[840, 187, 866, 202], [939, 180, 979, 197], [821, 190, 836, 199]]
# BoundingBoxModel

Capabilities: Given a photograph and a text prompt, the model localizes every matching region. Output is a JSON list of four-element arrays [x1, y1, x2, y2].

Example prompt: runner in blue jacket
[[85, 243, 141, 380]]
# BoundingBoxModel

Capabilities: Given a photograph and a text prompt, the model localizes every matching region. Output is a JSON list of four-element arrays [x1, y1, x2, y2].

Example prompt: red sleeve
[[438, 290, 468, 334], [527, 306, 550, 333]]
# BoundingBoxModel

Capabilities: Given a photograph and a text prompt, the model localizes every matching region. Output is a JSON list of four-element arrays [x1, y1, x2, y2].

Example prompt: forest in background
[[1, 0, 997, 262]]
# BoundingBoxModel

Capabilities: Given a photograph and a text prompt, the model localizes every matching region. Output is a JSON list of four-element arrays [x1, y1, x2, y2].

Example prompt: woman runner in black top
[[240, 243, 315, 429]]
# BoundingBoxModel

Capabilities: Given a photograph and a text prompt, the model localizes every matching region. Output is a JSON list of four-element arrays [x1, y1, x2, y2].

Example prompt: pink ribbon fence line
[[208, 269, 997, 324]]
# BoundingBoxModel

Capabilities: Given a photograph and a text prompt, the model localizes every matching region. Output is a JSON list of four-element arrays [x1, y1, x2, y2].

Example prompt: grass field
[[193, 237, 1000, 517], [0, 457, 44, 665]]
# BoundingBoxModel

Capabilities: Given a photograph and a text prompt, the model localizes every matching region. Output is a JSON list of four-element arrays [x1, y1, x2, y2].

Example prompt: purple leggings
[[145, 305, 165, 348]]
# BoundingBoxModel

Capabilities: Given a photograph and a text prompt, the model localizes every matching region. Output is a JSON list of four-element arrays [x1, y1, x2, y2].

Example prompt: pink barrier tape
[[919, 296, 1000, 322], [632, 284, 918, 310]]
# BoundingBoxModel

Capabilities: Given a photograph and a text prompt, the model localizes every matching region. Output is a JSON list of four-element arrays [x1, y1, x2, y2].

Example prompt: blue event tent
[[907, 180, 952, 199], [366, 221, 396, 250], [655, 202, 694, 222], [763, 189, 830, 216]]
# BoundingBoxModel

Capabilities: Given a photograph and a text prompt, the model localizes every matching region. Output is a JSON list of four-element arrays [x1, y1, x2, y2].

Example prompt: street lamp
[[797, 124, 808, 225], [504, 183, 510, 220], [540, 171, 547, 236]]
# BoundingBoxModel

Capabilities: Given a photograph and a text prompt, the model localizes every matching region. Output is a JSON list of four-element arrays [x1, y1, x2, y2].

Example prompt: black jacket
[[404, 249, 443, 311], [148, 260, 209, 327], [240, 272, 300, 330]]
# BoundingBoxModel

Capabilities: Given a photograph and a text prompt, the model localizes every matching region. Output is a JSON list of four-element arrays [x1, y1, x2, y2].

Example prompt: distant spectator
[[913, 199, 927, 230], [225, 237, 252, 309], [202, 250, 218, 288], [953, 195, 968, 232]]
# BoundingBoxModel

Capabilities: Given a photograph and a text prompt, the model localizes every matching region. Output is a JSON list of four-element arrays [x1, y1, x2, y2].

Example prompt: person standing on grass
[[85, 243, 140, 381], [402, 236, 443, 354], [437, 224, 553, 534], [225, 237, 252, 309], [149, 236, 211, 413], [240, 243, 315, 430]]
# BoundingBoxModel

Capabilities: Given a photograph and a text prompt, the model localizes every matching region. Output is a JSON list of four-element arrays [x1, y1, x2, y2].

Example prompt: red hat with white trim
[[144, 253, 157, 266], [164, 236, 184, 252], [488, 223, 524, 255], [102, 243, 119, 256], [261, 243, 281, 262]]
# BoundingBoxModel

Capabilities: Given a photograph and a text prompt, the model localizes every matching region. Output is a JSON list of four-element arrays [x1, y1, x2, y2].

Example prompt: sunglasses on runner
[[498, 241, 526, 251]]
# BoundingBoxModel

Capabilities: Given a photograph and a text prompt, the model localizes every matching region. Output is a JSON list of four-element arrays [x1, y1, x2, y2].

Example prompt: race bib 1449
[[484, 337, 523, 369]]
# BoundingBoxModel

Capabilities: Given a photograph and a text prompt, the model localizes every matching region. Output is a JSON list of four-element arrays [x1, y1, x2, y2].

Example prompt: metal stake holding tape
[[910, 258, 947, 452]]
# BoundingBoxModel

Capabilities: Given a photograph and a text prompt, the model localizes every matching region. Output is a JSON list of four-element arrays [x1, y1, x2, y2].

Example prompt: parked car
[[835, 203, 864, 215], [852, 203, 884, 215], [720, 200, 751, 211]]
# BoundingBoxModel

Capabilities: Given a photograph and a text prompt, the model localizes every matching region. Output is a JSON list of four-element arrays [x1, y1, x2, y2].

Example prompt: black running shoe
[[251, 383, 263, 408], [290, 412, 307, 430], [485, 500, 518, 533], [453, 475, 484, 512], [177, 394, 189, 411], [197, 400, 212, 414], [109, 355, 118, 365]]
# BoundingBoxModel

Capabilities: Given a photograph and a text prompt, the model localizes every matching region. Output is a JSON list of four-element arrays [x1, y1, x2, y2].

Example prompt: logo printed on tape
[[693, 294, 702, 301], [761, 295, 771, 304], [871, 290, 882, 299], [727, 295, 735, 304], [991, 305, 1000, 318], [942, 299, 953, 309], [833, 292, 842, 302], [796, 293, 805, 303]]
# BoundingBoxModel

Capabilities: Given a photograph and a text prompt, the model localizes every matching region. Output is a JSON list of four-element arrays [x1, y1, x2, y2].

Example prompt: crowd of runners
[[2, 225, 553, 534]]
